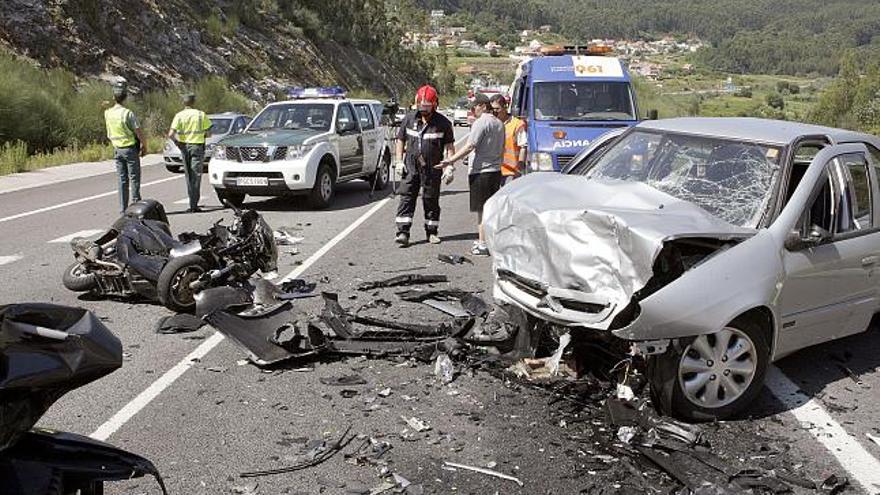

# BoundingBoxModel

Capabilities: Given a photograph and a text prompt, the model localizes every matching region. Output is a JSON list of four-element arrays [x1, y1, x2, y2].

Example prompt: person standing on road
[[105, 79, 147, 213], [490, 94, 527, 184], [394, 85, 456, 247], [437, 93, 504, 256], [168, 93, 211, 213]]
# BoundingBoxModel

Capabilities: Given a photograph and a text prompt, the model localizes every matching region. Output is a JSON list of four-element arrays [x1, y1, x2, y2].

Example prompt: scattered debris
[[402, 417, 431, 432], [437, 254, 472, 265], [434, 354, 455, 384], [273, 230, 304, 246], [442, 461, 524, 487], [240, 426, 355, 478], [866, 432, 880, 447], [358, 274, 448, 291], [320, 375, 367, 386], [154, 313, 205, 334]]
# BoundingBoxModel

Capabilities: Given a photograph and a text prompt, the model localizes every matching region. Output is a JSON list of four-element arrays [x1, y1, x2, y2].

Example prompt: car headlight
[[213, 145, 227, 160], [207, 143, 216, 154], [286, 144, 313, 160], [529, 152, 555, 172]]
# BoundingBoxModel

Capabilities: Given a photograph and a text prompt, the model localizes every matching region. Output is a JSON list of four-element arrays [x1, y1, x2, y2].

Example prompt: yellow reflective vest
[[171, 108, 211, 144], [104, 104, 137, 148]]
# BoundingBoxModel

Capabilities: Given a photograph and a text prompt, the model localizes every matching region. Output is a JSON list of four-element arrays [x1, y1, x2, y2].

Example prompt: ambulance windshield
[[533, 82, 635, 122]]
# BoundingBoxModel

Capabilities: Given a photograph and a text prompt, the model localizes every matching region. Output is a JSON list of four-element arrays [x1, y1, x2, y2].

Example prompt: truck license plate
[[236, 177, 268, 186]]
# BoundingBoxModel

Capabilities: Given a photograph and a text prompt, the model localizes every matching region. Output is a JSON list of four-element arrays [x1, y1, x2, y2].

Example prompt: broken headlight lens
[[529, 152, 555, 172], [213, 145, 227, 160]]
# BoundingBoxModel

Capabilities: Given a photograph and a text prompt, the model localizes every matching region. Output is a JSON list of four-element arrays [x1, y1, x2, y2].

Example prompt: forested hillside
[[420, 0, 880, 76]]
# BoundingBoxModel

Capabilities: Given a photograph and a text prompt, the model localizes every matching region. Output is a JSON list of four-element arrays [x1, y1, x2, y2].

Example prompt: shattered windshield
[[249, 103, 334, 132], [534, 81, 635, 121], [581, 130, 781, 227]]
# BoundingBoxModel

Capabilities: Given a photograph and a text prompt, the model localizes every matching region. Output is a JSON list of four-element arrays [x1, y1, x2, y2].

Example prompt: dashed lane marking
[[0, 176, 181, 225], [90, 196, 393, 441], [0, 254, 23, 266], [48, 229, 105, 244], [768, 366, 880, 494]]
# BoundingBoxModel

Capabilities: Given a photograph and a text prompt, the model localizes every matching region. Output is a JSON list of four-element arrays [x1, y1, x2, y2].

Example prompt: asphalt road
[[1, 126, 879, 494]]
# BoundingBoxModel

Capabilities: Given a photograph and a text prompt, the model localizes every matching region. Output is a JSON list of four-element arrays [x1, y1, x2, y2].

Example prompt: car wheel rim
[[71, 264, 87, 278], [678, 327, 757, 409], [380, 160, 389, 183], [321, 173, 333, 200], [170, 266, 204, 307]]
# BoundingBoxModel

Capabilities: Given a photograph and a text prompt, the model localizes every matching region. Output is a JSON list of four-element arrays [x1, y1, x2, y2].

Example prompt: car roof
[[636, 117, 880, 147], [268, 99, 380, 106], [207, 112, 248, 119]]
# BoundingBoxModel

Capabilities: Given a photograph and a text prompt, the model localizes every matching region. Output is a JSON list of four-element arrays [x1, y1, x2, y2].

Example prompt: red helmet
[[415, 85, 439, 109]]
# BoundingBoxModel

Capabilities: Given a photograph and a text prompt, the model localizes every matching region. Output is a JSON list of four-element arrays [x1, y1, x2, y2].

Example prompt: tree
[[766, 92, 784, 110]]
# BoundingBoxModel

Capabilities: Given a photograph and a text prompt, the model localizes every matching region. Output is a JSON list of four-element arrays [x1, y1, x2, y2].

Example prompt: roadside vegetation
[[0, 53, 252, 176]]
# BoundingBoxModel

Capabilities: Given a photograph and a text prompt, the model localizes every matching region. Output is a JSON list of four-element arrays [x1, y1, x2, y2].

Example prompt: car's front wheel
[[648, 319, 769, 422], [308, 163, 335, 209]]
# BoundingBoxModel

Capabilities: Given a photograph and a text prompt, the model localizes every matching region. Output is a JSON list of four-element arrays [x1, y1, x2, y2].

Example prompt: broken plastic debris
[[442, 461, 524, 487], [402, 416, 431, 432], [320, 375, 368, 386], [378, 388, 392, 397], [434, 353, 454, 384], [616, 426, 637, 444], [358, 274, 448, 291], [866, 432, 880, 447], [437, 254, 472, 265], [548, 332, 571, 377], [616, 383, 635, 401], [273, 230, 304, 246]]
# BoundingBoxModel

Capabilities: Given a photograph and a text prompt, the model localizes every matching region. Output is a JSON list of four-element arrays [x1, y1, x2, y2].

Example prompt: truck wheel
[[157, 255, 209, 312], [216, 189, 245, 208], [62, 262, 97, 292], [369, 152, 390, 190], [648, 319, 769, 422], [308, 163, 335, 209]]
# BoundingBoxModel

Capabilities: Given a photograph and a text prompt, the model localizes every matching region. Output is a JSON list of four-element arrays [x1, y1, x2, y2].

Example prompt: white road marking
[[90, 196, 393, 441], [48, 229, 104, 244], [0, 254, 23, 266], [767, 366, 880, 493], [174, 198, 190, 205], [0, 176, 181, 225]]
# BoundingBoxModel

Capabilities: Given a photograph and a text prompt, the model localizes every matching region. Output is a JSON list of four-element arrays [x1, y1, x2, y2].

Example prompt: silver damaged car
[[484, 117, 880, 420]]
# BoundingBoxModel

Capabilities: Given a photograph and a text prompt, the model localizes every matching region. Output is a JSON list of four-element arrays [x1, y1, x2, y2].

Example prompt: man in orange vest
[[490, 94, 526, 183]]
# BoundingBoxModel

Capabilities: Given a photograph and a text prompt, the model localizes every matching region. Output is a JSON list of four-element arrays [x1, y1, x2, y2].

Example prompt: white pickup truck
[[209, 90, 391, 208]]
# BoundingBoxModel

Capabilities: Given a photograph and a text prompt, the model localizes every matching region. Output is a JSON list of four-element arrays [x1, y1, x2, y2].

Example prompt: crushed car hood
[[483, 173, 754, 328]]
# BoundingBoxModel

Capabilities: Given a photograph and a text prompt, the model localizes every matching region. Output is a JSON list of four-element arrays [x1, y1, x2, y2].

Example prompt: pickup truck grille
[[226, 147, 241, 161], [239, 146, 269, 162]]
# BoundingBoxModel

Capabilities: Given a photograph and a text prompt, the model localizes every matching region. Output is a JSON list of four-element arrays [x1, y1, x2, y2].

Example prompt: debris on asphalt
[[240, 426, 355, 478], [434, 353, 455, 384], [154, 313, 205, 334], [273, 230, 304, 246], [437, 254, 472, 265], [423, 299, 470, 318], [277, 278, 317, 300], [357, 274, 448, 291], [402, 416, 431, 432], [866, 432, 880, 447], [442, 461, 524, 487], [320, 375, 368, 386]]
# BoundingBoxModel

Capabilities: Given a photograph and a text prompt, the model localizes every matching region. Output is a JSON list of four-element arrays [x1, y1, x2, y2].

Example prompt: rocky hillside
[[0, 0, 425, 99]]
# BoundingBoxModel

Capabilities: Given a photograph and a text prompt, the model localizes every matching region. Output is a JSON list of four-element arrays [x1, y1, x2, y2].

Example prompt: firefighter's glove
[[442, 164, 455, 185]]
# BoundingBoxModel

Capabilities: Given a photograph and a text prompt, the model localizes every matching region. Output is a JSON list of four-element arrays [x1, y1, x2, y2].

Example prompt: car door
[[776, 143, 880, 356], [355, 104, 379, 173], [335, 104, 363, 176]]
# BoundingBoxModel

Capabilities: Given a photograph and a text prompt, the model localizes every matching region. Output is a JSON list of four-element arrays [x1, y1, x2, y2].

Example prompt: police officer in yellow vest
[[104, 79, 147, 212], [168, 93, 211, 212]]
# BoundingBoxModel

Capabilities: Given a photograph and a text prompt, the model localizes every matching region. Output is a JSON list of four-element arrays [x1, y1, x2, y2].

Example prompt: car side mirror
[[337, 121, 356, 134], [785, 225, 830, 250]]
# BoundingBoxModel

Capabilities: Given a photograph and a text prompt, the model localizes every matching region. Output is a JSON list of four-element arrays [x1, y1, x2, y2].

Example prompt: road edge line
[[767, 366, 880, 493]]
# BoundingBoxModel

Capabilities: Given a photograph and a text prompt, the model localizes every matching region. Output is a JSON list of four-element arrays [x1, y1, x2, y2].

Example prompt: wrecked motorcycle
[[62, 199, 277, 312], [0, 303, 166, 494]]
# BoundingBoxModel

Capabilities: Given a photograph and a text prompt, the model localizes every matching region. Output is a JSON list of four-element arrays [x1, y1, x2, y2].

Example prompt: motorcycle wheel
[[157, 255, 209, 312], [62, 262, 98, 292]]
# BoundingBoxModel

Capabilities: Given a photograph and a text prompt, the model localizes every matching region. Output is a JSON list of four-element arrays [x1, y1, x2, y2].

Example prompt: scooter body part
[[195, 286, 254, 318], [0, 304, 122, 451]]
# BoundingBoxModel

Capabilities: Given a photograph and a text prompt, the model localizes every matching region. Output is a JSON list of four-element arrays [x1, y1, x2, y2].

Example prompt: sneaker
[[428, 234, 442, 244], [471, 242, 489, 256], [395, 232, 410, 246]]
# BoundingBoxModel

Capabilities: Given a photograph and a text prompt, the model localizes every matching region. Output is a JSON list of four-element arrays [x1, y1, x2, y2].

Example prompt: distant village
[[401, 9, 706, 82]]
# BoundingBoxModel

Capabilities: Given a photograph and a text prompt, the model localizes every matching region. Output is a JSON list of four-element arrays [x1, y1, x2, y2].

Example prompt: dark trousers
[[181, 144, 205, 209], [396, 160, 441, 235]]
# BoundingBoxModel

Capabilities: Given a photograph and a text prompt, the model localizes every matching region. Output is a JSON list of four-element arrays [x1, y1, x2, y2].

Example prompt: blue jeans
[[114, 146, 141, 212], [182, 144, 205, 209]]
